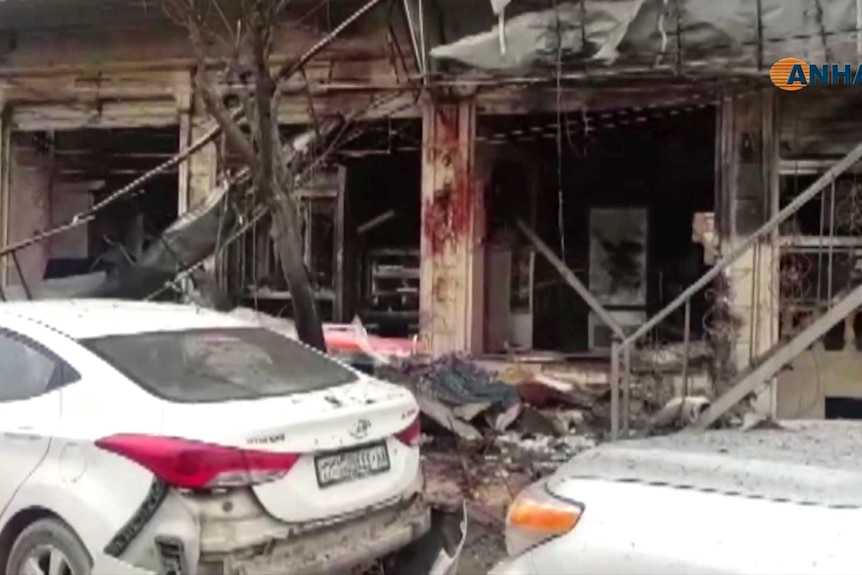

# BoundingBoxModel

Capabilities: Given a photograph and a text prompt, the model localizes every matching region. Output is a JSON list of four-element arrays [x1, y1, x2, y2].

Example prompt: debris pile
[[373, 355, 613, 523], [394, 355, 522, 432], [376, 354, 610, 477], [374, 350, 719, 522]]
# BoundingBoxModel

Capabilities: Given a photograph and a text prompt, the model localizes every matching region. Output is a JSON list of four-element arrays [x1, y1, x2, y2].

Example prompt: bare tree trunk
[[270, 192, 327, 351], [249, 3, 326, 352], [168, 0, 328, 351]]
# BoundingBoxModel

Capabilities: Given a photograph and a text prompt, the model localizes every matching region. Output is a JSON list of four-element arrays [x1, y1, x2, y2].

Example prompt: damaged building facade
[[2, 0, 862, 430]]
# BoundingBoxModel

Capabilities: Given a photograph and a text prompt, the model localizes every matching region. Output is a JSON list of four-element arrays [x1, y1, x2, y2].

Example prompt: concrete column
[[174, 72, 193, 216], [418, 98, 485, 355], [182, 71, 220, 212], [186, 116, 219, 210], [178, 78, 220, 287], [717, 88, 779, 417], [4, 130, 52, 292], [184, 115, 220, 287]]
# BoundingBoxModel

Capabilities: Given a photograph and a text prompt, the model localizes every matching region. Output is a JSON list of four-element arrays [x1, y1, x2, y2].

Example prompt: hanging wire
[[553, 0, 566, 260]]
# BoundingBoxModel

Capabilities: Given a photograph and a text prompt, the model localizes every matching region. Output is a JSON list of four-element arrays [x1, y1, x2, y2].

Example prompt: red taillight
[[95, 434, 300, 489], [394, 416, 421, 447]]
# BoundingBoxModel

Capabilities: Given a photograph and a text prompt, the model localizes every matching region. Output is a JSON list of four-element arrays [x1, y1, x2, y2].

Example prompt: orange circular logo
[[770, 58, 809, 91]]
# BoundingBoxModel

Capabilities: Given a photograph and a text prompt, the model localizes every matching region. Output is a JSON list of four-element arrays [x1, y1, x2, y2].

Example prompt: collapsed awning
[[77, 116, 345, 301], [430, 0, 861, 76]]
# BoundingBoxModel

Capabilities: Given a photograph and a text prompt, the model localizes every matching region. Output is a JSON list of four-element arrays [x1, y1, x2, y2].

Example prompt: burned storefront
[[0, 0, 426, 326], [4, 125, 180, 298], [419, 0, 862, 433], [477, 101, 716, 355], [4, 0, 862, 437], [223, 119, 422, 335]]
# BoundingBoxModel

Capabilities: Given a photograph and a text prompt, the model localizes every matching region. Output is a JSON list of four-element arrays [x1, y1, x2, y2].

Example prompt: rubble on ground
[[371, 354, 602, 521], [379, 356, 604, 437], [372, 350, 721, 523], [376, 351, 721, 470]]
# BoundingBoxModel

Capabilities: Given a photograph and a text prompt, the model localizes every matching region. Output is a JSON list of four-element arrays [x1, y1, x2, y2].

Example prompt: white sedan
[[0, 299, 465, 575], [491, 421, 861, 575]]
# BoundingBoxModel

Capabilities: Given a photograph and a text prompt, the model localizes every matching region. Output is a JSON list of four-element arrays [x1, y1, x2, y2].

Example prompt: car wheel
[[6, 518, 91, 575]]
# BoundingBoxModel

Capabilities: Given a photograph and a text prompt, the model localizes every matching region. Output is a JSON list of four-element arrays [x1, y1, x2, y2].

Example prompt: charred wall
[[478, 105, 716, 353]]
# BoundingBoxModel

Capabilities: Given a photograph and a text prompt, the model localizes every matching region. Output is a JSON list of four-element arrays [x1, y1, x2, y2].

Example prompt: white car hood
[[547, 422, 862, 507]]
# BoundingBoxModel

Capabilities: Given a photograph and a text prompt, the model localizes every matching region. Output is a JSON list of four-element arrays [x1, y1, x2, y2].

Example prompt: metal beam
[[693, 280, 862, 430], [400, 0, 425, 76], [400, 0, 444, 78], [516, 219, 624, 338]]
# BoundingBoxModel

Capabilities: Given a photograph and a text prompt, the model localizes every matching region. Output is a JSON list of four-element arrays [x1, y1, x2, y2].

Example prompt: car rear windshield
[[80, 327, 358, 402]]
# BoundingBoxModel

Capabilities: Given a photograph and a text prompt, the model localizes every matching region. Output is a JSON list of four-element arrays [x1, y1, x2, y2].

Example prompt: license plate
[[314, 442, 391, 488]]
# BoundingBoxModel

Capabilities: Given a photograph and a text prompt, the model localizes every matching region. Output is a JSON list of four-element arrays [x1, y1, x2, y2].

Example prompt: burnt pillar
[[716, 88, 779, 417], [419, 98, 485, 355]]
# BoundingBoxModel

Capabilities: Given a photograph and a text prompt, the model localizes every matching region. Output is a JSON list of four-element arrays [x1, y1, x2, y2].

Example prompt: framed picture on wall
[[588, 207, 648, 307]]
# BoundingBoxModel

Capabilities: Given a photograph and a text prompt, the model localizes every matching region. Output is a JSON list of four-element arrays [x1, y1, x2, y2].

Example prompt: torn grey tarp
[[84, 180, 233, 300], [396, 354, 521, 411], [430, 0, 862, 75], [136, 179, 233, 274]]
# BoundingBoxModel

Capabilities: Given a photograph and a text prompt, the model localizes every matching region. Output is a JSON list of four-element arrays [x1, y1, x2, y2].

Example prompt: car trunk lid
[[159, 377, 421, 522]]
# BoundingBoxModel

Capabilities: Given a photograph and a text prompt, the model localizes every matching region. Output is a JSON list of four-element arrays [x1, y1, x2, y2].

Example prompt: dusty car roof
[[0, 299, 247, 339], [552, 420, 862, 508]]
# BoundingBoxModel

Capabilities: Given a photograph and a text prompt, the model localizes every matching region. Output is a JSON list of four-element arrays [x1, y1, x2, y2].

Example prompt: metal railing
[[608, 138, 862, 440]]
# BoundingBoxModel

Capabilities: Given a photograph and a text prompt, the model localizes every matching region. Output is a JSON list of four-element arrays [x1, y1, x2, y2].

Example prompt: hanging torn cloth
[[490, 0, 512, 55]]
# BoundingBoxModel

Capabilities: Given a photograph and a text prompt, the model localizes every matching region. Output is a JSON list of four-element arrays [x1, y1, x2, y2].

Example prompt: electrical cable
[[553, 0, 566, 261]]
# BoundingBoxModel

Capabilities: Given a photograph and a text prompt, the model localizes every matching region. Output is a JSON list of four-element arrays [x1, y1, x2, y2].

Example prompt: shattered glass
[[81, 327, 358, 402]]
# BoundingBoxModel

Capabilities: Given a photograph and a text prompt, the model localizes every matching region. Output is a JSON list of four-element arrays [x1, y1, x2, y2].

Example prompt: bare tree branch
[[210, 0, 237, 44], [250, 0, 276, 199], [176, 0, 260, 173], [163, 0, 385, 351], [166, 0, 240, 63], [193, 67, 258, 172]]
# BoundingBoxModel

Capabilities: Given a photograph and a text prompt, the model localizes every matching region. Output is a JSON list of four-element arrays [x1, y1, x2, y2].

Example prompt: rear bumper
[[205, 493, 432, 575], [96, 493, 468, 575]]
